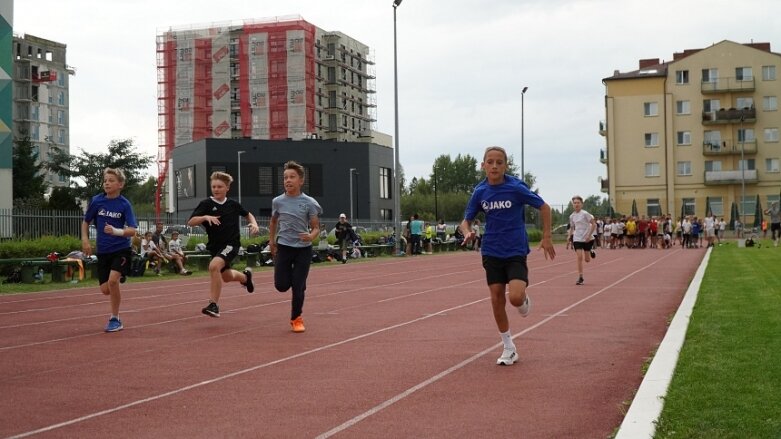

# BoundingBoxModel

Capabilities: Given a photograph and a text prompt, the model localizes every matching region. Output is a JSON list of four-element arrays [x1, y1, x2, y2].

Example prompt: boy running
[[81, 168, 138, 332], [269, 161, 323, 333], [460, 146, 556, 366], [188, 171, 259, 318], [568, 195, 597, 285]]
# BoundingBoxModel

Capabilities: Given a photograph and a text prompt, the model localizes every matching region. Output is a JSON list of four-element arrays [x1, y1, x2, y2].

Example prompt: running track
[[0, 245, 706, 438]]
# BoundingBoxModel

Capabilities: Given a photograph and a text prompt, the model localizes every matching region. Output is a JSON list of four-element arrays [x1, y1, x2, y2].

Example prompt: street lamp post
[[237, 150, 245, 205], [521, 86, 528, 181], [393, 0, 403, 255], [433, 164, 438, 221], [349, 168, 357, 220], [739, 112, 746, 233]]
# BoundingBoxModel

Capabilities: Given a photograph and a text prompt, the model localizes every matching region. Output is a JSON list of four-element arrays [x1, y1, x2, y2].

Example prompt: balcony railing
[[598, 120, 606, 136], [702, 107, 756, 125], [702, 139, 757, 155], [701, 77, 755, 93], [704, 169, 758, 185], [600, 178, 609, 193], [599, 149, 607, 164]]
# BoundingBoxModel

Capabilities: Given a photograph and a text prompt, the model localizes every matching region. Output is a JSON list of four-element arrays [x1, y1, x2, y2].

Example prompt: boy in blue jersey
[[81, 168, 138, 332], [460, 146, 556, 365]]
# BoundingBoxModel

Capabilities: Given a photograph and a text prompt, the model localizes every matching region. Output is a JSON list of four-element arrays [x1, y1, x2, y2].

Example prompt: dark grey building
[[172, 138, 395, 223]]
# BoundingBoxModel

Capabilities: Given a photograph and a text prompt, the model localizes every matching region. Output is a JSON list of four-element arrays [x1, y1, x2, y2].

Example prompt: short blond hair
[[103, 168, 126, 184], [210, 171, 233, 186]]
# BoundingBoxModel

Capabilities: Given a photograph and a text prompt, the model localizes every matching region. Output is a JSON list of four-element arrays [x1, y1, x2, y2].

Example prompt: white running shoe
[[496, 348, 519, 366], [517, 295, 531, 317]]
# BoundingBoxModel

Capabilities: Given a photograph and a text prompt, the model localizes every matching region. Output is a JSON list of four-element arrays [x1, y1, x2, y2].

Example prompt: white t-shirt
[[141, 238, 158, 257], [168, 238, 183, 253], [569, 210, 594, 242]]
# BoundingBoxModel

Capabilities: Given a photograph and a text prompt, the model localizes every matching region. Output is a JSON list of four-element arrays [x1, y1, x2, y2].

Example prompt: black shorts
[[482, 255, 528, 285], [572, 241, 593, 251], [97, 248, 132, 285], [771, 223, 781, 232], [209, 243, 240, 272]]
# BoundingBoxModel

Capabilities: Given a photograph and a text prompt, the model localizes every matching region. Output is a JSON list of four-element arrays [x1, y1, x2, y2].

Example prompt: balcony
[[704, 169, 758, 185], [701, 77, 755, 94], [598, 120, 606, 136], [702, 107, 756, 125], [599, 149, 607, 164], [600, 178, 609, 193], [702, 139, 757, 155]]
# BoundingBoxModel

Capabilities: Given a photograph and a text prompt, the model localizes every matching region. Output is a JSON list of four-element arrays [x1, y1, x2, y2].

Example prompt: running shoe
[[496, 348, 518, 366], [590, 249, 596, 259], [105, 317, 123, 332], [576, 276, 584, 285], [291, 316, 306, 333], [202, 302, 220, 318], [517, 295, 531, 317], [119, 275, 127, 284], [242, 268, 254, 293]]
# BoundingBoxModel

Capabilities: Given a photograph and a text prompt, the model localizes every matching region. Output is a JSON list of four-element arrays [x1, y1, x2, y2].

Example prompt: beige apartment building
[[601, 40, 781, 226]]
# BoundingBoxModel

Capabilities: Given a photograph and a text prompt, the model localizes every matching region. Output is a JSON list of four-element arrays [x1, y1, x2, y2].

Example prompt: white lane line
[[315, 251, 681, 438]]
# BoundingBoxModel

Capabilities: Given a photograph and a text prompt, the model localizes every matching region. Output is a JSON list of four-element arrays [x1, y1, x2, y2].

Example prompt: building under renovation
[[155, 16, 385, 215]]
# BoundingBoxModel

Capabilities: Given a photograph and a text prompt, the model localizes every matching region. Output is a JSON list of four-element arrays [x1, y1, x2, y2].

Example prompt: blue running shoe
[[105, 317, 123, 332]]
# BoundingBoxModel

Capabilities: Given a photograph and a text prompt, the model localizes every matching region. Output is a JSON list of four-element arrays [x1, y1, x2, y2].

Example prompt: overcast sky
[[13, 0, 781, 208]]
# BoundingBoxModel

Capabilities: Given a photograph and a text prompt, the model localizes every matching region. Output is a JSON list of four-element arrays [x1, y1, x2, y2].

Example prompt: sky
[[12, 0, 781, 208]]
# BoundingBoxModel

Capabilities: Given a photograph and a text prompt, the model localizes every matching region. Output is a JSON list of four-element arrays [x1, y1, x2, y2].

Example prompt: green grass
[[654, 239, 781, 438]]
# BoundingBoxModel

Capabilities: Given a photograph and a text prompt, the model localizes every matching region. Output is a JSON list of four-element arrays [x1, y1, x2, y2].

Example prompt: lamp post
[[433, 164, 438, 221], [521, 86, 528, 181], [237, 150, 245, 204], [349, 168, 357, 220], [739, 111, 746, 232], [392, 0, 403, 255]]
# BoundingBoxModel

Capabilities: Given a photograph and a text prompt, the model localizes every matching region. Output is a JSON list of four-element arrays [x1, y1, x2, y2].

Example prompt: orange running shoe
[[290, 316, 306, 333]]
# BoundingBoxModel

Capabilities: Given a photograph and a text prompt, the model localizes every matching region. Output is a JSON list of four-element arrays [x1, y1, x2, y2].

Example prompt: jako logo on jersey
[[481, 200, 512, 211], [97, 208, 123, 219]]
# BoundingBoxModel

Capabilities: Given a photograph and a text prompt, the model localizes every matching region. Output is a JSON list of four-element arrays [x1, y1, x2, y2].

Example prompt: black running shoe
[[120, 275, 126, 284], [590, 249, 596, 259], [576, 277, 584, 285], [202, 302, 220, 318], [242, 268, 254, 293]]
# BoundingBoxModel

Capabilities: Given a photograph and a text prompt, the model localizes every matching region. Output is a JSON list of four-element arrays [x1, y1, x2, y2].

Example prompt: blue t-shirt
[[272, 192, 323, 248], [463, 174, 545, 258], [410, 219, 424, 235], [83, 193, 137, 254]]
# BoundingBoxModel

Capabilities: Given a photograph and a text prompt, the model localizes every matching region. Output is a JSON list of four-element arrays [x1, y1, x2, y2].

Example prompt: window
[[677, 131, 691, 145], [710, 197, 724, 216], [683, 198, 695, 216], [768, 194, 781, 207], [738, 128, 755, 142], [643, 102, 658, 116], [31, 105, 39, 121], [703, 99, 720, 113], [738, 159, 756, 171], [677, 161, 692, 176], [675, 70, 689, 84], [765, 128, 779, 142], [763, 96, 778, 111], [740, 195, 756, 215], [702, 68, 718, 83], [766, 158, 780, 173], [644, 132, 659, 147], [704, 160, 722, 172], [31, 125, 39, 141], [328, 91, 336, 108], [176, 166, 195, 198], [676, 100, 691, 115], [645, 162, 660, 177], [257, 166, 273, 195], [736, 97, 753, 109], [58, 173, 67, 183], [646, 198, 661, 217], [57, 110, 64, 125], [58, 129, 65, 144], [380, 209, 393, 221], [736, 67, 753, 81], [762, 65, 776, 81], [57, 71, 64, 87], [379, 167, 391, 199]]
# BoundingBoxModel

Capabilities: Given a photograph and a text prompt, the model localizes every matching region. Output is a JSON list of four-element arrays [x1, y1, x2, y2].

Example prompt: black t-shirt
[[334, 221, 352, 241], [190, 197, 248, 252]]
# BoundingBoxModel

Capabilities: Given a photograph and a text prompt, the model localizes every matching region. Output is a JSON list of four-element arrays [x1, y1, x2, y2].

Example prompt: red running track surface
[[0, 245, 705, 438]]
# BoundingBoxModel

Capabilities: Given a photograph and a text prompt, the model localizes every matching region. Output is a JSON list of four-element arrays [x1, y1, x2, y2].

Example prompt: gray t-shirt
[[272, 192, 323, 247], [769, 204, 781, 224]]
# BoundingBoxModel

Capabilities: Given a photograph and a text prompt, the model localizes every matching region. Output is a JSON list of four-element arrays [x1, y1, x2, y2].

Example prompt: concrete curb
[[615, 247, 711, 438]]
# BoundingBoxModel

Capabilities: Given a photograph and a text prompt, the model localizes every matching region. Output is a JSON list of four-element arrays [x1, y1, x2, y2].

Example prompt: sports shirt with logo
[[271, 192, 322, 247], [190, 197, 248, 254], [84, 193, 138, 254], [463, 174, 544, 258]]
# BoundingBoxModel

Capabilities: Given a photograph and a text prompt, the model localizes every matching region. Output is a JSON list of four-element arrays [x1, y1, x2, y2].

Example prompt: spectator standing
[[436, 219, 447, 243], [334, 213, 353, 264], [765, 201, 781, 247], [410, 214, 424, 255]]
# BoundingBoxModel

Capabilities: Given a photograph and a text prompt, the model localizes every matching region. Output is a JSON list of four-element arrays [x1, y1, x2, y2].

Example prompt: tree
[[47, 187, 80, 211], [12, 135, 48, 207], [124, 176, 158, 215], [47, 138, 154, 202]]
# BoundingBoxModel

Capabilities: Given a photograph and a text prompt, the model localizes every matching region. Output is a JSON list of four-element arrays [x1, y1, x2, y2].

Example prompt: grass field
[[655, 239, 781, 438]]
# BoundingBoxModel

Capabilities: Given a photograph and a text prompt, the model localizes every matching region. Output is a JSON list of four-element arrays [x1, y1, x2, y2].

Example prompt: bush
[[0, 235, 83, 259]]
